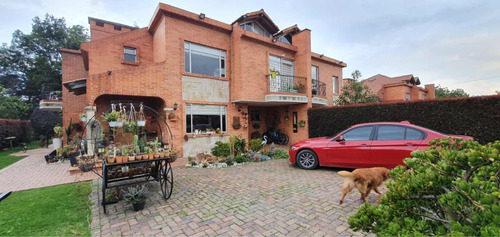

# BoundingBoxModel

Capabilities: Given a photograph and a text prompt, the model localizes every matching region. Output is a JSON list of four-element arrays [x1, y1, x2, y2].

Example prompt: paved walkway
[[0, 147, 189, 193], [91, 159, 380, 236], [0, 147, 99, 192]]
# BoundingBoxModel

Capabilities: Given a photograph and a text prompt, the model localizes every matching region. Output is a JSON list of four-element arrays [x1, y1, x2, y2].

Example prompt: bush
[[211, 141, 230, 157], [234, 153, 246, 163], [0, 119, 32, 149], [251, 131, 261, 139], [234, 136, 246, 154], [309, 96, 500, 144], [30, 108, 61, 138], [348, 138, 500, 236], [272, 148, 289, 159], [249, 138, 263, 152]]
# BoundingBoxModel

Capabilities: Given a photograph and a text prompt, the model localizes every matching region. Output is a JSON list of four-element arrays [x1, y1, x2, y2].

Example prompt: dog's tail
[[337, 170, 354, 179]]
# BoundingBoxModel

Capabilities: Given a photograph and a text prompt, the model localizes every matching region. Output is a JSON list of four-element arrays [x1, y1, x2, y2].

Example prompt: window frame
[[239, 21, 270, 37], [123, 46, 137, 63], [185, 104, 227, 134], [374, 125, 426, 140], [184, 42, 226, 78], [405, 93, 411, 100], [341, 125, 375, 141], [311, 66, 319, 95], [333, 76, 339, 94]]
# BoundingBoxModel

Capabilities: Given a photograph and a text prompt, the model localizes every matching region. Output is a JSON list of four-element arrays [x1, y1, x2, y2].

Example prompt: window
[[96, 21, 104, 27], [269, 55, 293, 75], [239, 22, 270, 37], [333, 76, 339, 94], [124, 47, 137, 63], [422, 94, 427, 99], [184, 42, 226, 77], [186, 104, 227, 133], [342, 126, 373, 141], [311, 66, 319, 95], [376, 125, 425, 140], [278, 35, 291, 45], [250, 111, 261, 121], [405, 93, 410, 100], [114, 25, 121, 31]]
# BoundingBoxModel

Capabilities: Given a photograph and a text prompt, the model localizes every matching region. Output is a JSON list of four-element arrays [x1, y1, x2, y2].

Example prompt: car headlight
[[289, 146, 297, 151]]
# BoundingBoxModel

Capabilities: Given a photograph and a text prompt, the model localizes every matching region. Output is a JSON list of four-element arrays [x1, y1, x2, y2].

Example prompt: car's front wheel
[[296, 150, 319, 170]]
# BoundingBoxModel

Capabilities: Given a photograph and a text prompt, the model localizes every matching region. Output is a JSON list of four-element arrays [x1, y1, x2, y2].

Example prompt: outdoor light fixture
[[272, 38, 277, 43], [107, 70, 112, 75], [199, 13, 205, 19], [173, 103, 178, 111], [320, 54, 324, 58], [238, 106, 242, 112]]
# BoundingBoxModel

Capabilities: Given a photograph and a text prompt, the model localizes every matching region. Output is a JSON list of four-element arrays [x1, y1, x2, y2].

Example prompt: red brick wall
[[311, 58, 343, 105], [89, 18, 134, 41]]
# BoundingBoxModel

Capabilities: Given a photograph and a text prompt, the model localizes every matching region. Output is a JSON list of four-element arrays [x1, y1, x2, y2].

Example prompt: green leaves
[[348, 138, 500, 236]]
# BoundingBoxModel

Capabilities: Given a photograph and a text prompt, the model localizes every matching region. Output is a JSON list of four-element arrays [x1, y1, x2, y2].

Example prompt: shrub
[[348, 138, 500, 236], [251, 131, 261, 139], [249, 138, 263, 152], [211, 141, 230, 157], [234, 136, 246, 153], [308, 96, 500, 144], [272, 148, 289, 159], [30, 108, 61, 138], [234, 153, 246, 163], [0, 119, 32, 149]]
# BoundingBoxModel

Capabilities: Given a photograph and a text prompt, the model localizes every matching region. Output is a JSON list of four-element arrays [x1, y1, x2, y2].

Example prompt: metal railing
[[40, 84, 62, 100], [312, 80, 326, 97], [267, 74, 307, 94]]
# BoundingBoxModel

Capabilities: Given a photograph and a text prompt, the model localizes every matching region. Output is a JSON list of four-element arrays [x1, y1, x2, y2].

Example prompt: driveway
[[91, 159, 378, 236]]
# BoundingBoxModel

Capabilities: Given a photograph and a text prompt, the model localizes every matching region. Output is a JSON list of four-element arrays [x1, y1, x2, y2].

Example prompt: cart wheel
[[159, 161, 173, 199]]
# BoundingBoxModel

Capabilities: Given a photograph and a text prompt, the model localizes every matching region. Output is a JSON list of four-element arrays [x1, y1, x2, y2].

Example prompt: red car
[[289, 121, 473, 169]]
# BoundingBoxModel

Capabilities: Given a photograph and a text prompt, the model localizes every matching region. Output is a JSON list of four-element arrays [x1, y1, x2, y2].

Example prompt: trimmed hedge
[[0, 119, 32, 149], [308, 96, 500, 144]]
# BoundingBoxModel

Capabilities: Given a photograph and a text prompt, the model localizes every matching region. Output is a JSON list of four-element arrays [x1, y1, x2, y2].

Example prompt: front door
[[325, 125, 374, 168]]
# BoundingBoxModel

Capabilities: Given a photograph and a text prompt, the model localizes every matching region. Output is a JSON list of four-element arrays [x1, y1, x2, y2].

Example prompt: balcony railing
[[267, 74, 306, 94], [312, 80, 326, 97], [40, 84, 62, 100]]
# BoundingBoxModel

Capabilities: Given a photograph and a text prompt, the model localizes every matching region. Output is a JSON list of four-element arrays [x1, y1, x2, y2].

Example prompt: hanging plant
[[298, 120, 306, 127], [233, 123, 241, 129], [124, 121, 137, 133]]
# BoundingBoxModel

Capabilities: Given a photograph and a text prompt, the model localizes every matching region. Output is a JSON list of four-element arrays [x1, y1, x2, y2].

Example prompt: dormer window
[[114, 25, 122, 31], [278, 35, 291, 45], [96, 21, 104, 27], [124, 47, 137, 63], [239, 22, 270, 37]]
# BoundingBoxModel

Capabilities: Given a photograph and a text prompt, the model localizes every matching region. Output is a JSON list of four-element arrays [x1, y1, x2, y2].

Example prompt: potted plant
[[52, 125, 64, 149], [76, 154, 95, 172], [80, 113, 87, 122], [270, 68, 279, 79], [298, 120, 306, 127], [124, 121, 137, 134], [103, 111, 122, 127], [233, 123, 241, 129], [123, 185, 148, 211], [121, 146, 129, 163], [215, 128, 221, 134], [167, 112, 176, 121], [104, 188, 121, 204], [150, 138, 161, 158], [169, 149, 179, 162], [145, 147, 154, 160]]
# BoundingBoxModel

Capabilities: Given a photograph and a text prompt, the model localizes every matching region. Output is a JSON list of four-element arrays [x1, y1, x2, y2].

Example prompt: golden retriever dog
[[337, 167, 390, 204]]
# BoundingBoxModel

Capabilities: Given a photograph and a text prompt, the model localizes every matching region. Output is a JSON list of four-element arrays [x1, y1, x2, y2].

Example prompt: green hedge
[[308, 96, 500, 144], [0, 119, 32, 149]]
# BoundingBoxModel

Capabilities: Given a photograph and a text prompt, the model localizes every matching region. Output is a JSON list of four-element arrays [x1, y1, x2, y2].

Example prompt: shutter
[[281, 59, 294, 76], [188, 104, 225, 115]]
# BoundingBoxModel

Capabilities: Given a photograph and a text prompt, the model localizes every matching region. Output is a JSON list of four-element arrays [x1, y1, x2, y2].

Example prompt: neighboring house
[[362, 74, 435, 102], [59, 3, 346, 157]]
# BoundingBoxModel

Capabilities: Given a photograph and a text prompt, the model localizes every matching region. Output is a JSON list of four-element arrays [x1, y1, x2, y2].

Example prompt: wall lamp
[[173, 103, 178, 111], [107, 70, 112, 75], [272, 38, 278, 43], [199, 13, 205, 19], [238, 106, 242, 112], [320, 54, 324, 58]]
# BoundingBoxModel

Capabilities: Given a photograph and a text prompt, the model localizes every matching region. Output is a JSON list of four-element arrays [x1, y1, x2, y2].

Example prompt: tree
[[0, 14, 88, 102], [348, 138, 500, 236], [337, 70, 378, 105], [0, 85, 32, 119], [435, 85, 469, 98], [29, 108, 62, 140]]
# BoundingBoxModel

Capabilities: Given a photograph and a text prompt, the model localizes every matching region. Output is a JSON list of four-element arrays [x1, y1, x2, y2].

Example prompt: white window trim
[[239, 21, 270, 37], [186, 104, 227, 134], [333, 76, 339, 94], [124, 47, 137, 62], [184, 42, 226, 77]]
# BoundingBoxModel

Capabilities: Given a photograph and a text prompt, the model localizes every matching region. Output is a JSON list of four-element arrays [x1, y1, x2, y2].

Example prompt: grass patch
[[0, 150, 26, 170], [0, 182, 92, 236]]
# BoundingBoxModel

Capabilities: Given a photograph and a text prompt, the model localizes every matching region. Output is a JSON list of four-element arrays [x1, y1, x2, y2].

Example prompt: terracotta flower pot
[[142, 154, 148, 160], [159, 153, 165, 158], [116, 156, 123, 163], [154, 154, 160, 159], [148, 154, 154, 160], [123, 156, 129, 163], [107, 157, 115, 164], [129, 156, 135, 162], [136, 155, 142, 161]]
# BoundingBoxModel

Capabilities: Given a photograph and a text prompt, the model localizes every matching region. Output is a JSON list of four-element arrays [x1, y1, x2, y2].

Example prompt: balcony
[[267, 74, 307, 94], [312, 80, 328, 106], [39, 87, 62, 111]]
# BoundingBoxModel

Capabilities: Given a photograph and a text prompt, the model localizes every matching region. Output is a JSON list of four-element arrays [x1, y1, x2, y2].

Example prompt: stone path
[[0, 147, 98, 192], [91, 159, 379, 236]]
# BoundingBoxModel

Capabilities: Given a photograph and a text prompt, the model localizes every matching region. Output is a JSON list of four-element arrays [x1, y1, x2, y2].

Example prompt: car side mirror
[[334, 135, 345, 142]]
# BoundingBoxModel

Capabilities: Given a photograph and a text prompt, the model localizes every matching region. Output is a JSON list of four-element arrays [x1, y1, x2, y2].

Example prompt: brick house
[[60, 3, 346, 157], [361, 74, 435, 102]]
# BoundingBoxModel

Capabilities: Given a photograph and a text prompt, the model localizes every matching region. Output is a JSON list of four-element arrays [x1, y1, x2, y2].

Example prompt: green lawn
[[0, 150, 26, 170], [0, 182, 92, 236]]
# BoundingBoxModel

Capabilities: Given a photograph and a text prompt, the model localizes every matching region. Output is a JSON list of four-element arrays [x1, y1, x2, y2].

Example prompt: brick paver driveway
[[91, 159, 379, 236]]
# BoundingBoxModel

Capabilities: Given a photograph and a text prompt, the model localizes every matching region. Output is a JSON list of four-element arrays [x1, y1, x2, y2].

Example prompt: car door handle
[[360, 144, 369, 147]]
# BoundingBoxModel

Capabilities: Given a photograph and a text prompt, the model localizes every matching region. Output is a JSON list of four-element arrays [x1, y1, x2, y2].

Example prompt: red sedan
[[289, 121, 473, 169]]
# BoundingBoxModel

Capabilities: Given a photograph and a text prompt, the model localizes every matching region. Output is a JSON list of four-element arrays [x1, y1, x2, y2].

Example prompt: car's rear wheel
[[296, 150, 319, 170]]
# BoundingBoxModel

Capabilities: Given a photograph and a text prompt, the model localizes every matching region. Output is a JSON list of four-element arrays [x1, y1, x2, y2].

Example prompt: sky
[[1, 0, 499, 96]]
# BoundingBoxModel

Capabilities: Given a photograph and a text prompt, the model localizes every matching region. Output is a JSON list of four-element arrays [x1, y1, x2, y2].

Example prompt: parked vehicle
[[289, 121, 473, 170]]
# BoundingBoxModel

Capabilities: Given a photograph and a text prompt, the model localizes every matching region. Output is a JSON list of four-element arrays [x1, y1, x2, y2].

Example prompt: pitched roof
[[233, 9, 280, 34]]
